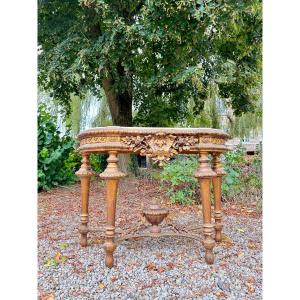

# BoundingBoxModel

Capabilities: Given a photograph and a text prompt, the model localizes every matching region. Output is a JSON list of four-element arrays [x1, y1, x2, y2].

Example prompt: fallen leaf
[[220, 261, 227, 268], [87, 266, 94, 272], [158, 267, 165, 273], [165, 213, 175, 221], [247, 241, 257, 249], [236, 228, 245, 233], [40, 294, 55, 300], [167, 262, 175, 269], [220, 235, 234, 247], [146, 262, 157, 272], [215, 291, 226, 297], [222, 234, 231, 241], [98, 282, 105, 289], [237, 251, 244, 258], [245, 281, 255, 293], [194, 291, 203, 297], [111, 276, 118, 282], [55, 252, 62, 263], [246, 277, 256, 284]]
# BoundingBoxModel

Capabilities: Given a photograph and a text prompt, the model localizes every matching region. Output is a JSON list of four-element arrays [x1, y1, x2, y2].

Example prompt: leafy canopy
[[38, 0, 262, 125]]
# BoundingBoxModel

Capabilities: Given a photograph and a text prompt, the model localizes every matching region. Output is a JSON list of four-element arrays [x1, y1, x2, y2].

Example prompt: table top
[[78, 126, 229, 138], [77, 126, 230, 163]]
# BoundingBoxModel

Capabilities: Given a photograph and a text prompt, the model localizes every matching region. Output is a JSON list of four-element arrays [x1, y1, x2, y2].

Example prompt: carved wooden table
[[76, 126, 229, 268]]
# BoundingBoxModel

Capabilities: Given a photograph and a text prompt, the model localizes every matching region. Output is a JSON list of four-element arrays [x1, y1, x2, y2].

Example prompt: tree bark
[[102, 76, 132, 173], [102, 77, 132, 127]]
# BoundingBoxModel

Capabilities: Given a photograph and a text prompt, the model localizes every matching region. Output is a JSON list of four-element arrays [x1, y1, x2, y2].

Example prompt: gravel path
[[38, 179, 262, 300]]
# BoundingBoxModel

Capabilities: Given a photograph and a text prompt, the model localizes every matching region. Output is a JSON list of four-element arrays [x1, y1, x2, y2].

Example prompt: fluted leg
[[76, 154, 94, 247], [99, 151, 126, 268], [212, 153, 226, 242], [195, 151, 216, 264]]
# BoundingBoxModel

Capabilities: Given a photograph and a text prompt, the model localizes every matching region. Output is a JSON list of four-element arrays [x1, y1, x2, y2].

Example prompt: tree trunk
[[102, 77, 132, 173], [102, 78, 132, 126]]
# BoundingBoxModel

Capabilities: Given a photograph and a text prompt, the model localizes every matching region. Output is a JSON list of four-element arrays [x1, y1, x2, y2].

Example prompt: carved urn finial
[[142, 200, 169, 233]]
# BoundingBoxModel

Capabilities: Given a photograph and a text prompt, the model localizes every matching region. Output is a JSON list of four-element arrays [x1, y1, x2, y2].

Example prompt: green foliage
[[229, 96, 262, 139], [246, 146, 262, 189], [38, 104, 81, 191], [222, 145, 246, 197], [44, 255, 67, 268], [222, 144, 262, 204], [44, 258, 59, 268], [160, 155, 198, 205], [160, 145, 262, 206], [38, 0, 262, 124], [89, 153, 108, 173]]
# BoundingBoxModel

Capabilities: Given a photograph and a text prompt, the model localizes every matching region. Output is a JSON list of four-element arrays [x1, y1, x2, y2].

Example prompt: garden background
[[4, 1, 300, 300], [37, 1, 263, 299]]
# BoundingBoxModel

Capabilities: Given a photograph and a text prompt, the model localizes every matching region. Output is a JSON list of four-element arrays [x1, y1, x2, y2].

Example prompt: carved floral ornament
[[79, 133, 225, 166], [122, 133, 186, 166], [122, 133, 202, 166]]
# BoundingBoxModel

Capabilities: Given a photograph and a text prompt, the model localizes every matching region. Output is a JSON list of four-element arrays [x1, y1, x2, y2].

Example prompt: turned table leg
[[76, 154, 94, 247], [99, 151, 126, 268], [212, 153, 226, 242], [195, 151, 217, 264]]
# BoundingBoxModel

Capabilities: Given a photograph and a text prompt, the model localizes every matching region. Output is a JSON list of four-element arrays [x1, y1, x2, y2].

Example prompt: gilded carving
[[80, 136, 121, 146], [199, 136, 224, 144], [121, 133, 198, 166]]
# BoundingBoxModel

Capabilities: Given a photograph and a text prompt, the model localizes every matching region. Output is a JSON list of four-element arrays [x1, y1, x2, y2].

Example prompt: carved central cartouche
[[122, 132, 198, 166]]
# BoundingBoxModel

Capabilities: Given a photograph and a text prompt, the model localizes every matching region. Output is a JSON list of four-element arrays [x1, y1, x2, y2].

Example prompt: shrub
[[222, 144, 262, 205], [221, 145, 246, 198], [38, 104, 81, 191], [89, 153, 108, 173], [160, 155, 198, 205], [159, 144, 262, 207]]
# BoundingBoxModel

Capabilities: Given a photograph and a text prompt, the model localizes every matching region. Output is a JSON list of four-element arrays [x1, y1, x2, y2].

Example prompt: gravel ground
[[38, 179, 262, 300]]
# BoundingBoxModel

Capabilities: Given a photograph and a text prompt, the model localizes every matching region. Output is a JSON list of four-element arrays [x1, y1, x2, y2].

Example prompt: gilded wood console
[[76, 126, 230, 267]]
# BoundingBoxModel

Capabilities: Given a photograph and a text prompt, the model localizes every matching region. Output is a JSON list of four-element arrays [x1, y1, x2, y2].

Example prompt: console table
[[76, 126, 229, 268]]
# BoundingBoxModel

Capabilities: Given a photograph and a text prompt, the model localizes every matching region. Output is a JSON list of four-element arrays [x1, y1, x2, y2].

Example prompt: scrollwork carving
[[199, 136, 224, 144], [121, 133, 198, 166], [80, 136, 121, 146]]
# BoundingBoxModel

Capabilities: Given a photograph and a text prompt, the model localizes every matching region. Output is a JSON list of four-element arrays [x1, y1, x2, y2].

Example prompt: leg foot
[[79, 219, 88, 247], [203, 224, 215, 264], [104, 226, 116, 268]]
